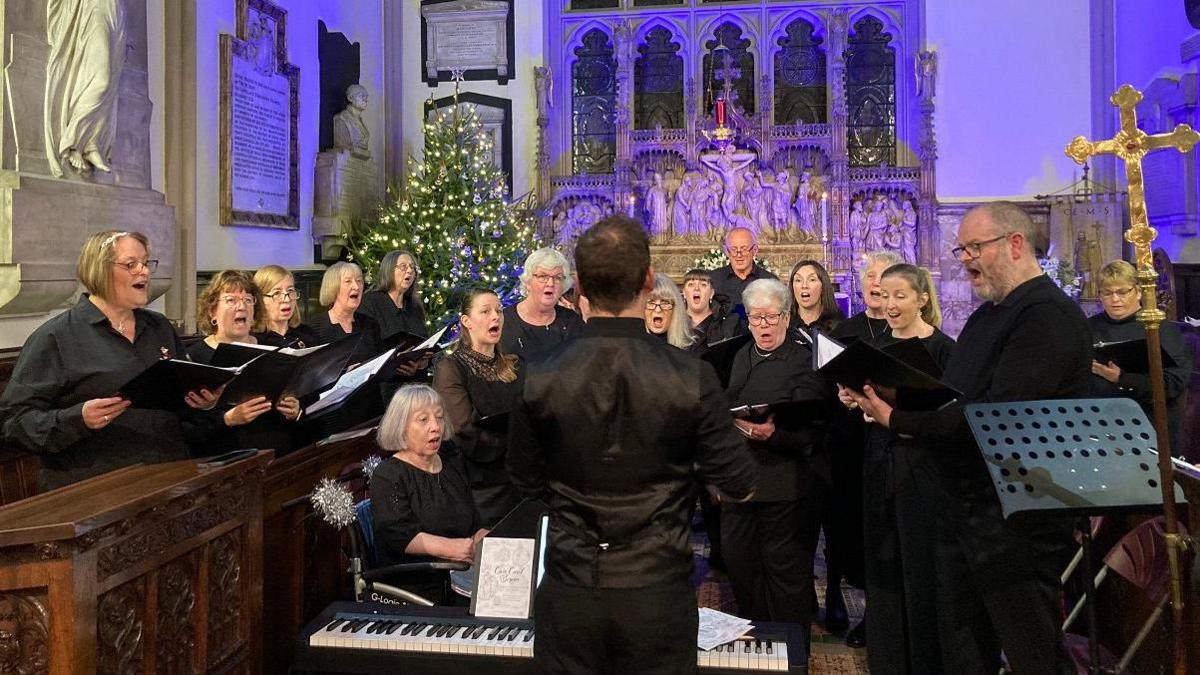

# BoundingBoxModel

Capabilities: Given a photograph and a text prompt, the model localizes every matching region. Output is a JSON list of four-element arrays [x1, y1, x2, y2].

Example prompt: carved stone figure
[[883, 198, 904, 250], [917, 50, 937, 101], [900, 200, 918, 262], [849, 199, 868, 248], [673, 173, 696, 236], [794, 171, 817, 233], [742, 171, 772, 240], [332, 85, 371, 159], [645, 171, 670, 242], [691, 174, 716, 236], [769, 170, 794, 233], [534, 66, 553, 119], [45, 0, 129, 175], [251, 15, 276, 75], [866, 197, 890, 251]]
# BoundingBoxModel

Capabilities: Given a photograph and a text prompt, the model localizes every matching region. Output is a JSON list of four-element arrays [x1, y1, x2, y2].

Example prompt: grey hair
[[723, 226, 758, 249], [742, 278, 790, 315], [648, 273, 694, 349], [519, 247, 574, 295], [377, 384, 455, 452], [969, 201, 1041, 255], [859, 250, 904, 285], [319, 261, 363, 307]]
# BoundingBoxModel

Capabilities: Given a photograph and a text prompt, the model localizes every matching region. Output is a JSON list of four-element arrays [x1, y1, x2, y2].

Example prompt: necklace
[[752, 344, 774, 359]]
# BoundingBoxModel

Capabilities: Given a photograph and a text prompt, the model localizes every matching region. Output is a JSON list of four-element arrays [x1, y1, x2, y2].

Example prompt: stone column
[[760, 71, 773, 162], [916, 50, 939, 268], [613, 20, 636, 215], [826, 9, 852, 274], [685, 77, 698, 168], [534, 65, 554, 236]]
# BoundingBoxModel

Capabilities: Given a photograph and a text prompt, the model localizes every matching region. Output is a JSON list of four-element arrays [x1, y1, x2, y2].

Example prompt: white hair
[[376, 384, 454, 451], [519, 247, 575, 295], [742, 278, 790, 315], [859, 250, 904, 285], [648, 273, 694, 349]]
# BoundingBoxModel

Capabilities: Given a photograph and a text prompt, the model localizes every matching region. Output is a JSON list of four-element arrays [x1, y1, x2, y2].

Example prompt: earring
[[211, 318, 218, 327]]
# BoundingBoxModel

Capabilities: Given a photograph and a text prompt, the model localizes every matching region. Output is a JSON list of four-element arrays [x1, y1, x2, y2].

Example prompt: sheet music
[[697, 607, 753, 650], [413, 325, 448, 351], [472, 537, 535, 619], [814, 332, 846, 368], [304, 348, 396, 416]]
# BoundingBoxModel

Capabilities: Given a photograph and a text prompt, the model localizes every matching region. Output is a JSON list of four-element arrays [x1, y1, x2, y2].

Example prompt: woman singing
[[252, 264, 319, 348]]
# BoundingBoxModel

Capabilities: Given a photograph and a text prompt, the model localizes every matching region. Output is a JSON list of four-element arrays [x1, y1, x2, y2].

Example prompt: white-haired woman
[[371, 384, 487, 605], [305, 261, 382, 366], [500, 247, 583, 358], [644, 273, 694, 350], [722, 278, 830, 642]]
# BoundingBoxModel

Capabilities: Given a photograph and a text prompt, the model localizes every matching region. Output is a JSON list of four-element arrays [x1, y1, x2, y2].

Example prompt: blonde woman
[[305, 261, 382, 366], [643, 273, 694, 349], [253, 264, 319, 348]]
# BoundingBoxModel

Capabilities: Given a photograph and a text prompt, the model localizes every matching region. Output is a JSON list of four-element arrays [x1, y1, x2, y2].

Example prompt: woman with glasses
[[722, 278, 830, 644], [360, 251, 428, 340], [500, 248, 583, 359], [0, 231, 219, 489], [187, 270, 303, 455], [643, 273, 694, 349], [1088, 260, 1193, 451], [253, 264, 320, 348]]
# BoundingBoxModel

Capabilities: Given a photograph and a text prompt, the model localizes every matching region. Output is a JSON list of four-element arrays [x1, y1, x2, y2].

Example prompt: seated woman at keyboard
[[371, 384, 487, 604]]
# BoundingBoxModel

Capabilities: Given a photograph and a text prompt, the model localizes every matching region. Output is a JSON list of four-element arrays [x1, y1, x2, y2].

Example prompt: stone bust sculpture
[[332, 84, 370, 159]]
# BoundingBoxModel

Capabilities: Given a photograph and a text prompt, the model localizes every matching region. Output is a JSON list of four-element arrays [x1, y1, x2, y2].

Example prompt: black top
[[790, 313, 843, 344], [727, 338, 831, 502], [1087, 312, 1193, 451], [498, 304, 583, 360], [833, 311, 890, 343], [186, 339, 297, 456], [371, 445, 481, 568], [305, 310, 383, 366], [431, 347, 524, 487], [253, 323, 322, 349], [709, 264, 779, 317], [359, 290, 428, 341], [507, 317, 756, 588], [688, 310, 747, 356], [891, 275, 1093, 502], [0, 297, 191, 489]]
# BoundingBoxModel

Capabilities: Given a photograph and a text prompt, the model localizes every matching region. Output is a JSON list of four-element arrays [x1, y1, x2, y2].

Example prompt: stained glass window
[[703, 23, 755, 117], [634, 0, 683, 6], [569, 0, 618, 10], [635, 27, 685, 130], [572, 28, 617, 174], [774, 19, 826, 125], [846, 16, 896, 166]]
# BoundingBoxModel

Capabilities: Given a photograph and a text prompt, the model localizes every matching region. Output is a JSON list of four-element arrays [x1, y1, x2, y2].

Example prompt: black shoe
[[823, 588, 849, 633], [845, 619, 866, 648]]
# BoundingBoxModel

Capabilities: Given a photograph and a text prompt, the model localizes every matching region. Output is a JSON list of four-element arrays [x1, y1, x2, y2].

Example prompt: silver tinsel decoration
[[310, 478, 356, 529], [361, 455, 383, 483]]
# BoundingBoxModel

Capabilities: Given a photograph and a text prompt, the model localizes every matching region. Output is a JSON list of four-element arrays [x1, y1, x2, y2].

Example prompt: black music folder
[[1092, 337, 1177, 373], [118, 358, 250, 411], [377, 326, 451, 381], [883, 336, 945, 379], [473, 411, 511, 433], [815, 332, 961, 410], [700, 332, 752, 388], [380, 329, 428, 353], [211, 333, 361, 404], [730, 399, 826, 424]]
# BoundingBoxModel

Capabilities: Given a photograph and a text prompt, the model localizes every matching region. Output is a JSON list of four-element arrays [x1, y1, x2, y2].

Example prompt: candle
[[716, 98, 726, 127], [821, 193, 828, 238]]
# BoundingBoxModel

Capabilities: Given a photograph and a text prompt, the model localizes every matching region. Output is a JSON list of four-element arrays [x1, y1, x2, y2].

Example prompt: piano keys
[[294, 602, 808, 674]]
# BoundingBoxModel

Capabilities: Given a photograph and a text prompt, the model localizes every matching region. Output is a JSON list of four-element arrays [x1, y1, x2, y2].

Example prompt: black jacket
[[507, 317, 756, 589]]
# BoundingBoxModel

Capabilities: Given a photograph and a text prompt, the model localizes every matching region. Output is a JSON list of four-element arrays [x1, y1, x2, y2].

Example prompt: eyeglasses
[[1099, 286, 1137, 299], [396, 263, 417, 273], [265, 290, 301, 301], [727, 246, 756, 256], [219, 295, 256, 308], [532, 273, 566, 285], [747, 312, 784, 326], [645, 299, 675, 311], [112, 259, 159, 273], [950, 234, 1010, 260]]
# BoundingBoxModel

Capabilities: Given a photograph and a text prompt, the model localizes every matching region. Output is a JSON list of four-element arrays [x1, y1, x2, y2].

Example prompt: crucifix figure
[[713, 50, 741, 112], [1066, 83, 1199, 670]]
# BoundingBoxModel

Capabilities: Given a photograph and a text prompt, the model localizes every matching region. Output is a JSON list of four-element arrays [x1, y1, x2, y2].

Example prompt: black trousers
[[532, 576, 698, 675], [823, 422, 866, 588], [721, 490, 824, 627]]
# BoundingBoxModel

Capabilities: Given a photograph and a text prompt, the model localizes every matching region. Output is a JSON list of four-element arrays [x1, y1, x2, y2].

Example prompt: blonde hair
[[648, 273, 695, 349], [859, 250, 904, 286], [253, 264, 300, 330], [196, 270, 261, 335], [1097, 259, 1138, 289], [453, 288, 519, 382], [319, 261, 363, 307], [377, 384, 456, 451], [881, 263, 942, 328], [76, 230, 151, 301]]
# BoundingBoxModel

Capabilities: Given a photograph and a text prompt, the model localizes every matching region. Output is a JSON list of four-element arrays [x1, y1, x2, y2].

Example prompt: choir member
[[187, 270, 301, 455], [359, 250, 428, 340], [709, 227, 778, 319], [507, 216, 755, 674], [788, 259, 844, 340], [722, 278, 829, 640], [499, 247, 583, 359], [826, 249, 903, 642], [371, 384, 487, 605], [306, 261, 382, 367], [850, 201, 1091, 674], [0, 230, 218, 489], [252, 264, 319, 348], [846, 263, 954, 674], [643, 273, 694, 349], [1088, 260, 1193, 451], [682, 268, 744, 354], [432, 288, 523, 527]]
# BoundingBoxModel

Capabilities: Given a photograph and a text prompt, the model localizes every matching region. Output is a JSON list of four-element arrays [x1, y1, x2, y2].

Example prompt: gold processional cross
[[1065, 84, 1198, 672]]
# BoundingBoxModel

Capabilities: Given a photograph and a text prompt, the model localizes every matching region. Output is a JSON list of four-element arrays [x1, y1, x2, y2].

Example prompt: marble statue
[[742, 170, 772, 240], [849, 199, 867, 248], [691, 174, 716, 237], [45, 0, 129, 175], [866, 197, 891, 251], [794, 171, 817, 233], [251, 15, 277, 75], [646, 171, 670, 242], [917, 51, 937, 101], [673, 173, 697, 235], [534, 66, 553, 118], [769, 170, 794, 234], [883, 198, 904, 250], [900, 200, 918, 262], [332, 84, 371, 159]]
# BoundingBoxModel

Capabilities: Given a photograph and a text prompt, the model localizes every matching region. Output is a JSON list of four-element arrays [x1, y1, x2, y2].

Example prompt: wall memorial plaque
[[421, 0, 514, 85], [220, 0, 300, 229]]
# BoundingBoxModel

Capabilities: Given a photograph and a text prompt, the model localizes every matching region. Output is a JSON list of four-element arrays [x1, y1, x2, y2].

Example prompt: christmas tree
[[346, 101, 540, 331]]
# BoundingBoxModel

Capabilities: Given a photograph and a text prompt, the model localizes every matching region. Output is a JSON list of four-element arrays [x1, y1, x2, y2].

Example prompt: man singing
[[508, 215, 756, 674], [850, 201, 1089, 674]]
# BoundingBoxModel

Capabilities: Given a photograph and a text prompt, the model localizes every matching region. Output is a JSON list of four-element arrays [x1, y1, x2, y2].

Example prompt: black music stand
[[964, 397, 1187, 674]]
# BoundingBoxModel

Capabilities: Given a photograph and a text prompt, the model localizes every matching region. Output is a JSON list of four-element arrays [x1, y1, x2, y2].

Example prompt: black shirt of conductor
[[0, 230, 221, 490], [508, 215, 757, 675]]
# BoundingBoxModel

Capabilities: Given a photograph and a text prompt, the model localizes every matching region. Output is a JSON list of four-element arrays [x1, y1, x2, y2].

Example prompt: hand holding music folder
[[813, 331, 960, 411], [118, 358, 253, 411], [211, 334, 361, 404], [379, 329, 429, 353], [729, 399, 826, 424], [377, 326, 451, 382], [1092, 337, 1177, 373]]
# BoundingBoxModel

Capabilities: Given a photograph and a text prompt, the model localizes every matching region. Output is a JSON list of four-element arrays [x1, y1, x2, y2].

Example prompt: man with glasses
[[709, 227, 778, 320], [849, 201, 1090, 674]]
